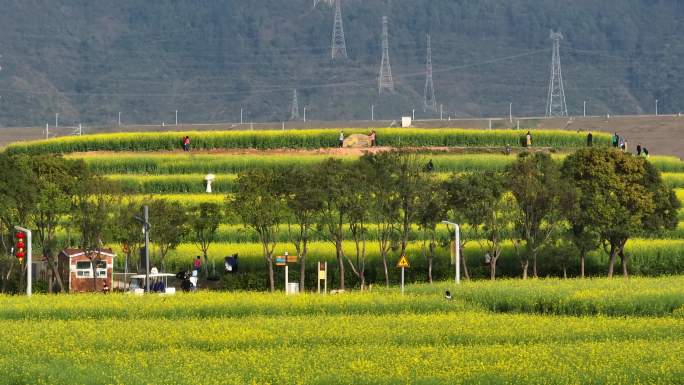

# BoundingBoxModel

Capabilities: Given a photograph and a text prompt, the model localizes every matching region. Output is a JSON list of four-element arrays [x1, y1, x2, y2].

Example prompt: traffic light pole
[[14, 226, 32, 297]]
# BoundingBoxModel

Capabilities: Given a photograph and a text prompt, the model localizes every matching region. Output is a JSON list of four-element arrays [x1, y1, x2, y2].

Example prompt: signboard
[[317, 261, 327, 294], [275, 256, 287, 266], [396, 255, 410, 268], [286, 255, 298, 264]]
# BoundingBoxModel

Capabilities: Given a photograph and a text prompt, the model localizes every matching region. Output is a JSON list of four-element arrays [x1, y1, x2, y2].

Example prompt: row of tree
[[0, 148, 678, 292], [229, 149, 679, 291], [0, 153, 222, 292]]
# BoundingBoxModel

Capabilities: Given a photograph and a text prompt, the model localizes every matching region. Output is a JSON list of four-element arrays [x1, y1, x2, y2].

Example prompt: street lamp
[[134, 206, 151, 293], [441, 221, 461, 284]]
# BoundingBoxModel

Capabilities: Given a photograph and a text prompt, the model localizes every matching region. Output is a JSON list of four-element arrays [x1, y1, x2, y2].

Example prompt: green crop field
[[0, 277, 682, 384], [6, 128, 611, 154]]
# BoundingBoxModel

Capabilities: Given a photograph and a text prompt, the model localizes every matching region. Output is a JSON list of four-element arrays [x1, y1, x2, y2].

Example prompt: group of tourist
[[612, 132, 649, 157]]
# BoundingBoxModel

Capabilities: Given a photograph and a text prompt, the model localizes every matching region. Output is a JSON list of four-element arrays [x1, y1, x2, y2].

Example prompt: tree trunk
[[460, 244, 470, 280], [521, 260, 529, 279], [607, 244, 617, 278], [620, 250, 629, 278], [336, 239, 345, 290], [490, 257, 498, 280], [46, 256, 64, 292], [3, 261, 15, 293], [580, 252, 585, 279], [532, 253, 538, 278], [263, 242, 275, 292], [381, 250, 389, 287], [563, 265, 567, 279], [299, 240, 308, 293], [203, 250, 209, 279], [267, 258, 275, 292], [427, 241, 435, 284]]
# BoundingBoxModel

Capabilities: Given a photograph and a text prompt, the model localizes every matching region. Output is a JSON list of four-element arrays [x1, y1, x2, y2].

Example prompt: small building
[[58, 248, 115, 293]]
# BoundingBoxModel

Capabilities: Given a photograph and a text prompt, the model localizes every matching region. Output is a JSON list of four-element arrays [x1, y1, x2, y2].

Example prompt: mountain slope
[[0, 0, 683, 126]]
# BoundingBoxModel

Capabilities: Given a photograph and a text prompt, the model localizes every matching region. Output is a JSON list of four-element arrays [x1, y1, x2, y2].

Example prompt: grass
[[6, 128, 611, 154], [0, 277, 682, 384]]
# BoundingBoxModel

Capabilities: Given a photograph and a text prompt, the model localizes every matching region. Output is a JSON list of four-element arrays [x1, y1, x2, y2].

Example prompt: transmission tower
[[331, 0, 347, 60], [546, 30, 568, 117], [378, 16, 394, 94], [290, 89, 300, 121], [423, 34, 437, 112]]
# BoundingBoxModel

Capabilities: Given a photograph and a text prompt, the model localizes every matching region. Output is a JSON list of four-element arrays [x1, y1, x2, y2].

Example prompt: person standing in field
[[525, 131, 532, 147], [587, 132, 593, 147], [370, 130, 376, 147], [193, 256, 201, 273], [637, 144, 642, 156], [338, 131, 344, 148], [612, 132, 619, 148]]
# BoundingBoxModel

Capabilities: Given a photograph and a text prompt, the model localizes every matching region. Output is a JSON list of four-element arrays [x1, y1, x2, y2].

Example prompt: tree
[[344, 167, 372, 289], [110, 201, 145, 276], [561, 185, 600, 278], [506, 153, 567, 278], [30, 155, 84, 292], [562, 149, 679, 277], [148, 199, 189, 271], [445, 172, 512, 280], [416, 177, 447, 283], [190, 203, 223, 278], [281, 166, 323, 290], [72, 171, 119, 291], [394, 153, 428, 259], [228, 169, 284, 292], [360, 152, 401, 287], [0, 153, 38, 293], [314, 159, 354, 290]]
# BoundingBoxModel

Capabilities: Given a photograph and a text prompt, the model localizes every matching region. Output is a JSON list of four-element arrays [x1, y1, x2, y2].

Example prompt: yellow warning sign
[[396, 255, 410, 268]]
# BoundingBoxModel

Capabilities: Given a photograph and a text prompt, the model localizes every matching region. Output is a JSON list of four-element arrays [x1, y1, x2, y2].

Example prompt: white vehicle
[[128, 273, 177, 295]]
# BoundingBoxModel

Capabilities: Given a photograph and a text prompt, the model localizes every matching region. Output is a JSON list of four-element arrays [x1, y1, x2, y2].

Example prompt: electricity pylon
[[331, 0, 347, 60], [378, 16, 394, 94], [290, 89, 300, 121], [424, 34, 437, 112], [546, 30, 568, 117]]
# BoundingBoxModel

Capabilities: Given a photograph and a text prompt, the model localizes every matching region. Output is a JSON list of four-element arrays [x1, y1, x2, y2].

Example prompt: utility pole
[[440, 104, 443, 120], [118, 112, 122, 126], [55, 113, 59, 127], [175, 110, 178, 125], [546, 30, 568, 117], [240, 108, 243, 124], [423, 34, 437, 112], [135, 207, 151, 293], [509, 103, 513, 123], [331, 0, 347, 60], [303, 107, 307, 122], [371, 105, 374, 121], [583, 101, 586, 118], [14, 226, 32, 297], [442, 221, 460, 285], [656, 99, 659, 116], [290, 89, 300, 121], [412, 109, 415, 121], [45, 123, 49, 140], [378, 16, 394, 94]]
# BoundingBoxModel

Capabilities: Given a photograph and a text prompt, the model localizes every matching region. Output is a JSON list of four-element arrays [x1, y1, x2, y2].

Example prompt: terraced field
[[7, 128, 684, 287]]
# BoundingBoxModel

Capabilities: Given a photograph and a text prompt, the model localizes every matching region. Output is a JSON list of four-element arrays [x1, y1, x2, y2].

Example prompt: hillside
[[1, 0, 683, 126]]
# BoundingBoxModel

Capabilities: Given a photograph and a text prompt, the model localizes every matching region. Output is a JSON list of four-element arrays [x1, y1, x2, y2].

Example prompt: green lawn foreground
[[0, 277, 682, 384]]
